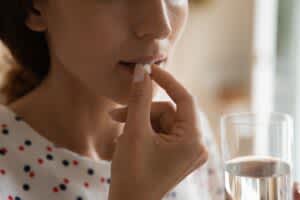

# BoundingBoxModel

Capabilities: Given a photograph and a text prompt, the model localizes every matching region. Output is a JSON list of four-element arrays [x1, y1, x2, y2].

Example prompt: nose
[[132, 0, 172, 40]]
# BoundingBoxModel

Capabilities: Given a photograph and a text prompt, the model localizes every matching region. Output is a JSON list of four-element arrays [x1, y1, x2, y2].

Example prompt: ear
[[25, 0, 47, 32]]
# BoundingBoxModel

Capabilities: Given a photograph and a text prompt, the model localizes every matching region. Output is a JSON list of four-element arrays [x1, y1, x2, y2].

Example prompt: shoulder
[[0, 105, 35, 197], [0, 104, 22, 125], [0, 104, 26, 169]]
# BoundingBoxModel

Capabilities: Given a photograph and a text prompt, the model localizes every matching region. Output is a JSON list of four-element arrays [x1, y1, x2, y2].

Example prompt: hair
[[0, 1, 50, 104]]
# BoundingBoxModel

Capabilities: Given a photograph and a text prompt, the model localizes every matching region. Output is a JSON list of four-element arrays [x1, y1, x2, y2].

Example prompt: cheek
[[47, 12, 125, 78], [46, 13, 129, 98], [49, 17, 118, 60], [46, 25, 119, 98]]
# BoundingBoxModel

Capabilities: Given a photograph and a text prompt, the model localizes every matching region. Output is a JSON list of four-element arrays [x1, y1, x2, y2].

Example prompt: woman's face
[[31, 0, 189, 105]]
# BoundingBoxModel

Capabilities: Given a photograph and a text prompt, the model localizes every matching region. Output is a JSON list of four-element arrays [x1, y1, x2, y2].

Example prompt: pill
[[144, 64, 152, 75], [135, 63, 152, 75]]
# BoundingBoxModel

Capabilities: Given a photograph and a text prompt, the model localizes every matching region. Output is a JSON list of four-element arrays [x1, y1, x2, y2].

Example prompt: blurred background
[[159, 0, 300, 180], [1, 0, 299, 181]]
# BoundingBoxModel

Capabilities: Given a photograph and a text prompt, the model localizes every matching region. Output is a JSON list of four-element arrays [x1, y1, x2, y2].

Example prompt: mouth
[[118, 58, 167, 74], [119, 59, 166, 68]]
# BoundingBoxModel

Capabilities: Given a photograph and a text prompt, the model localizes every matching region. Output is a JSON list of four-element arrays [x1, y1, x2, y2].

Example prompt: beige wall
[[167, 0, 255, 142]]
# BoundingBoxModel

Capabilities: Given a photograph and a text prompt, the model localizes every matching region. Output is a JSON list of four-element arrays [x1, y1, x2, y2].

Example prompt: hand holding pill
[[108, 64, 208, 200]]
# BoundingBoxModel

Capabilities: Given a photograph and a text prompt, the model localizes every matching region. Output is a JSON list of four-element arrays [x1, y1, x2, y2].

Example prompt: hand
[[108, 64, 208, 200]]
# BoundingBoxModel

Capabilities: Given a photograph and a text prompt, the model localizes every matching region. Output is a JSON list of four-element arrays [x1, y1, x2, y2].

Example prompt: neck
[[8, 63, 124, 161]]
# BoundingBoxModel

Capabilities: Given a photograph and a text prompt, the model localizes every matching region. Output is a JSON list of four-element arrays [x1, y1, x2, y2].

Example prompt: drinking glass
[[220, 112, 294, 200]]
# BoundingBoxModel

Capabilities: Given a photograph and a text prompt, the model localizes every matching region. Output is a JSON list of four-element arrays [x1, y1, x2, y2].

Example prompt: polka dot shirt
[[0, 104, 224, 200]]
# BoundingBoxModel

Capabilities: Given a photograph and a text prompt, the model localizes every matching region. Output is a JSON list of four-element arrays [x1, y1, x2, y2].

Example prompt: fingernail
[[133, 64, 145, 83]]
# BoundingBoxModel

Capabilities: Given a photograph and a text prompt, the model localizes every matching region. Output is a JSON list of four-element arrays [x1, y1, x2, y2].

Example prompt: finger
[[109, 107, 127, 122], [150, 64, 197, 124], [109, 101, 176, 133], [125, 65, 154, 133], [150, 101, 176, 133]]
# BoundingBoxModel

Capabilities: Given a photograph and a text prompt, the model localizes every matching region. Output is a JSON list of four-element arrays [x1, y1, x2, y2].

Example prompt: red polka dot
[[63, 178, 69, 184], [29, 171, 35, 178], [0, 169, 5, 175], [19, 145, 24, 151], [8, 195, 13, 200], [37, 158, 44, 165], [2, 124, 7, 128], [53, 187, 59, 192], [84, 182, 89, 188], [73, 160, 79, 166], [100, 177, 105, 183], [46, 146, 53, 152]]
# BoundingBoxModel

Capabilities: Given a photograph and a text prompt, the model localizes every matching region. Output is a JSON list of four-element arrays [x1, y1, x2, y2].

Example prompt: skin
[[7, 0, 300, 199], [108, 64, 208, 199], [295, 183, 300, 200], [9, 0, 189, 161]]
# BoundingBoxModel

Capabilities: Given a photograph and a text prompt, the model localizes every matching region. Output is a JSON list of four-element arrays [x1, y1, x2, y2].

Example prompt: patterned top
[[0, 104, 224, 200]]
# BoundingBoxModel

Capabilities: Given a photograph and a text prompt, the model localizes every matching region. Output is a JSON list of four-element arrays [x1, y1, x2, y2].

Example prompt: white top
[[0, 104, 223, 200]]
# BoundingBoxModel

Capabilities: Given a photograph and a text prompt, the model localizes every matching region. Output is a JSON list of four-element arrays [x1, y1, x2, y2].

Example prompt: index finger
[[150, 64, 197, 124]]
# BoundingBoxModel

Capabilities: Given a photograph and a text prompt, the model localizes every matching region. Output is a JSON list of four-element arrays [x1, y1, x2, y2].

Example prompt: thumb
[[125, 64, 153, 132]]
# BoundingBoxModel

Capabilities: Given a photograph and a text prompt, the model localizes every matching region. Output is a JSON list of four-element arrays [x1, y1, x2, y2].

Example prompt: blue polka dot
[[46, 154, 54, 160], [59, 184, 67, 191], [23, 165, 31, 173]]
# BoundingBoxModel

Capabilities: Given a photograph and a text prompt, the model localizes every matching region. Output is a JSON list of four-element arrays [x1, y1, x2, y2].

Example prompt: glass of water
[[220, 113, 294, 200]]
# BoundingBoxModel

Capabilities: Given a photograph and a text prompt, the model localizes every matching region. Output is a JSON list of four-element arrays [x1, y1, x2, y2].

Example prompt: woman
[[0, 1, 298, 200], [0, 0, 225, 199]]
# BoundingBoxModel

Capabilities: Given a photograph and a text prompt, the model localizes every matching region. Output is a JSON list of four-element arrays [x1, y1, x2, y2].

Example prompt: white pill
[[144, 64, 152, 75], [135, 63, 152, 75]]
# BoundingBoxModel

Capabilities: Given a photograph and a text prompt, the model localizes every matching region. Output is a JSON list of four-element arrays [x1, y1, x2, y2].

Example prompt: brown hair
[[0, 1, 50, 104]]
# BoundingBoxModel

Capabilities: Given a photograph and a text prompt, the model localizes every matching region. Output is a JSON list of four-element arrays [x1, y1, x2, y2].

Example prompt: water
[[225, 156, 291, 200]]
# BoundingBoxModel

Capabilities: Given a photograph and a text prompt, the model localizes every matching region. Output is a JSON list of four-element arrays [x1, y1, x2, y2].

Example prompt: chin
[[106, 82, 159, 106]]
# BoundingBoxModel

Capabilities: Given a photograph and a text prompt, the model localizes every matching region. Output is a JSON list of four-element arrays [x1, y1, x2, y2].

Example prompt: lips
[[119, 61, 136, 68], [119, 55, 167, 68], [119, 60, 164, 68]]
